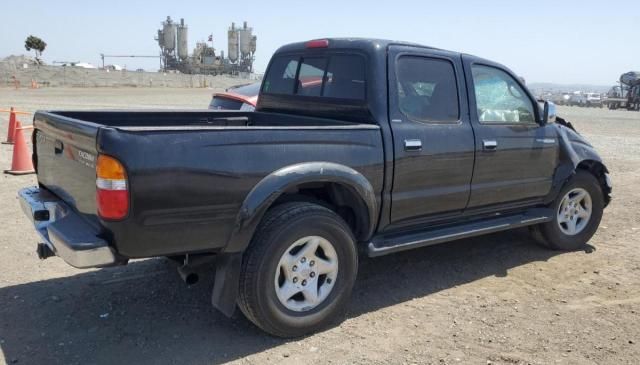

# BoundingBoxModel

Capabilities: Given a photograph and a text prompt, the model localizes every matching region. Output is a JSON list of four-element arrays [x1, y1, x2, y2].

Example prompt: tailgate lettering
[[77, 150, 96, 168]]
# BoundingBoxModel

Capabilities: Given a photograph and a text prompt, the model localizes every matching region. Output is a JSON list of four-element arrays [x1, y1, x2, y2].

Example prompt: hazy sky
[[1, 0, 638, 85]]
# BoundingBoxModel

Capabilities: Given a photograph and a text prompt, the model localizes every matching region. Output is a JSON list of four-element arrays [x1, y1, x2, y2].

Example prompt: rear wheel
[[237, 202, 358, 337], [531, 171, 604, 250]]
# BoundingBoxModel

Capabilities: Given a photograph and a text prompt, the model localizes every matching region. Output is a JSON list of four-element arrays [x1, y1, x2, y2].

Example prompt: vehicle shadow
[[0, 228, 587, 364]]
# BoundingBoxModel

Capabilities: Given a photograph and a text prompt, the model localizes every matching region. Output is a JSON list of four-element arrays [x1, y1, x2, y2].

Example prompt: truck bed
[[33, 110, 384, 258]]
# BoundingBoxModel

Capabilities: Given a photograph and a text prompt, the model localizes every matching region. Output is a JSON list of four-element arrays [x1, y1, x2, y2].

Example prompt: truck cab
[[256, 39, 565, 230]]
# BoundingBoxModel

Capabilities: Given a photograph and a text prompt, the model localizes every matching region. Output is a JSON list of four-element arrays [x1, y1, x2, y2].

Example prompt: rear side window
[[263, 54, 365, 100], [396, 56, 459, 123]]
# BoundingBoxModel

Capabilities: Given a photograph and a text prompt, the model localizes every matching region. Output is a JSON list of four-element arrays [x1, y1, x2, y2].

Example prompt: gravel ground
[[0, 88, 639, 365]]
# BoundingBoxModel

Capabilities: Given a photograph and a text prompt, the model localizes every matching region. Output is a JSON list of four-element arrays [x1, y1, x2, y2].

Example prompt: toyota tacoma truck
[[19, 38, 611, 337]]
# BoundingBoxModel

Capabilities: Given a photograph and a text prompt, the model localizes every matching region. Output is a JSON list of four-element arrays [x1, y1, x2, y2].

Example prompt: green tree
[[24, 35, 47, 61]]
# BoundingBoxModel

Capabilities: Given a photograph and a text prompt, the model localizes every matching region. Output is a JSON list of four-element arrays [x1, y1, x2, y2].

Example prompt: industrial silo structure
[[157, 29, 164, 48], [162, 16, 176, 51], [156, 16, 256, 74], [239, 21, 253, 59], [228, 22, 239, 63], [176, 18, 189, 61], [250, 35, 257, 54]]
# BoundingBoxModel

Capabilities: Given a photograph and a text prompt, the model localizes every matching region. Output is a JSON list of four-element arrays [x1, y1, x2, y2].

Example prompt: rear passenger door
[[387, 46, 475, 228], [463, 57, 559, 208]]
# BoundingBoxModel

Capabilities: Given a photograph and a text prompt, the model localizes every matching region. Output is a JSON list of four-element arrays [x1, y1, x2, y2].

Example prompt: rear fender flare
[[223, 162, 377, 253]]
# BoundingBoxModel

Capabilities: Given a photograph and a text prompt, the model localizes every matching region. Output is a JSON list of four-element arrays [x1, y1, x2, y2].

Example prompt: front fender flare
[[546, 124, 610, 204], [223, 162, 377, 253]]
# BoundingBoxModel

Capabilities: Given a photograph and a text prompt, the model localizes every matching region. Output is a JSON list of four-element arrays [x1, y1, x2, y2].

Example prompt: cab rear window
[[262, 54, 365, 100]]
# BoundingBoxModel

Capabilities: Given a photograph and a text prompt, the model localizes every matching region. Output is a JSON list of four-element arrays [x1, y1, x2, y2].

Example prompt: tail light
[[96, 154, 129, 220]]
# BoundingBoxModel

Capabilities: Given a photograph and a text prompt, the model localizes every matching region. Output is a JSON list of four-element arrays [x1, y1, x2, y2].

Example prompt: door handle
[[483, 140, 497, 151], [404, 139, 422, 151]]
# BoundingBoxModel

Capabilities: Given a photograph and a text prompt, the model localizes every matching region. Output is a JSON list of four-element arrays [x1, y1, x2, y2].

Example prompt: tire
[[237, 202, 358, 337], [530, 170, 604, 250]]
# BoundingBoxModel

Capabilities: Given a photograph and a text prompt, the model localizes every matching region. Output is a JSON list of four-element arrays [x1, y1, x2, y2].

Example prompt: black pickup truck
[[20, 38, 611, 337]]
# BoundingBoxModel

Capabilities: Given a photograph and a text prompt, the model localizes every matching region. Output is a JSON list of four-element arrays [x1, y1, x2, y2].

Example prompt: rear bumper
[[18, 186, 124, 268]]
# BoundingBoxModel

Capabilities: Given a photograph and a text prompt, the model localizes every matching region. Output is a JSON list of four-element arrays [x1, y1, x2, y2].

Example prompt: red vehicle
[[209, 78, 325, 111], [209, 82, 260, 111]]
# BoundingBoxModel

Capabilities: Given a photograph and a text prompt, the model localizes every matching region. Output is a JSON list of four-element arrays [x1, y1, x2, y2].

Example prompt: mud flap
[[211, 252, 242, 317]]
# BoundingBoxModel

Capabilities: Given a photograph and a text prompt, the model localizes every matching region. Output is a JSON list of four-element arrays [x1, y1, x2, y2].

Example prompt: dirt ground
[[0, 88, 638, 365]]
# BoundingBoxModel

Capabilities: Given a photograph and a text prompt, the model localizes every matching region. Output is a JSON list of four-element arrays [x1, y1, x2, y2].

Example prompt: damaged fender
[[545, 122, 612, 205]]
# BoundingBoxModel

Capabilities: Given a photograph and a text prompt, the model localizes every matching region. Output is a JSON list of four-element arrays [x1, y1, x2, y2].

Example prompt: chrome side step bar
[[367, 208, 553, 257]]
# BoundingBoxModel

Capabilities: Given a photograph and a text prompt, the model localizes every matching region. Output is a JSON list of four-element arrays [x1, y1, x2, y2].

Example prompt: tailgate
[[34, 112, 100, 221]]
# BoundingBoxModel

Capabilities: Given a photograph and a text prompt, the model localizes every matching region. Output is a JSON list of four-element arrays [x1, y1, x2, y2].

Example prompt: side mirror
[[542, 101, 557, 125]]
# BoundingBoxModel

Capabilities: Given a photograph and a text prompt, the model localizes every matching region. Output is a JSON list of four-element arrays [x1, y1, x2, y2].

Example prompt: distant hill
[[528, 82, 611, 94]]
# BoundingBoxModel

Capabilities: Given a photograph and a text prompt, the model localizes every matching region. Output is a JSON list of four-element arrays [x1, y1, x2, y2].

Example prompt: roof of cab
[[274, 38, 444, 54], [272, 38, 502, 75]]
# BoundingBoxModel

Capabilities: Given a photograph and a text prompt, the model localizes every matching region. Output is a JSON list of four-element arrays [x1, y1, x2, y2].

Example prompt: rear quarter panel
[[98, 125, 384, 258]]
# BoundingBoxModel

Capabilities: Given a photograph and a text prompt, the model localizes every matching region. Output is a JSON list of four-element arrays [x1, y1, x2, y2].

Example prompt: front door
[[388, 47, 475, 228], [463, 58, 559, 208]]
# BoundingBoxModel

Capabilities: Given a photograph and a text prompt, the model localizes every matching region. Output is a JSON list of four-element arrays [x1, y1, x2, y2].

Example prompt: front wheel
[[531, 171, 604, 250], [237, 202, 358, 337]]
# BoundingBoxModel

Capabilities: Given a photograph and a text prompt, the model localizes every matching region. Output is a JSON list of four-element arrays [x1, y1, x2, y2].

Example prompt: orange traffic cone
[[2, 107, 17, 144], [5, 121, 35, 175]]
